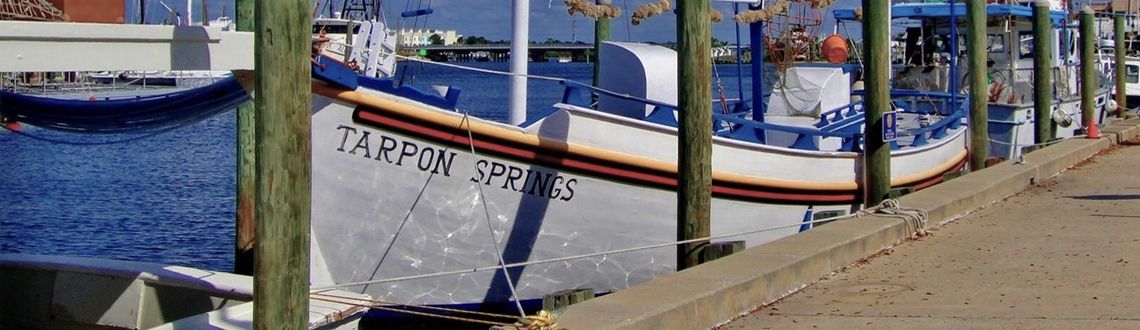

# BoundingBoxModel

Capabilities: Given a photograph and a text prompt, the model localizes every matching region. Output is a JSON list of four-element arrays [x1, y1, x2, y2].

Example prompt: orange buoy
[[821, 34, 849, 64], [2, 118, 20, 132]]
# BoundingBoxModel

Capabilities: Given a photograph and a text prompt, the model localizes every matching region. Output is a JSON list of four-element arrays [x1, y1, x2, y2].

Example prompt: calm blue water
[[0, 62, 756, 272]]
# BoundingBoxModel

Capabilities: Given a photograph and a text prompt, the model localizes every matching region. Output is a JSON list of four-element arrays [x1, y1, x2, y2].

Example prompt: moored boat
[[305, 28, 969, 312], [834, 1, 1112, 161]]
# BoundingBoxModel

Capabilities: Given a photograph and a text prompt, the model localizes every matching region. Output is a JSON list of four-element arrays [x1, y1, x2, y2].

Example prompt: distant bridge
[[399, 43, 596, 62], [403, 43, 595, 52]]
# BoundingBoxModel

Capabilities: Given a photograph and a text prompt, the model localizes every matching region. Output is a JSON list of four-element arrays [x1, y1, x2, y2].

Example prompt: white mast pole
[[186, 0, 193, 26], [508, 0, 529, 125]]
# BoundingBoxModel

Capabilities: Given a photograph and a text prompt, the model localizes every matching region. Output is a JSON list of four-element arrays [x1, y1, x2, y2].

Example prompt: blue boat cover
[[0, 77, 250, 134]]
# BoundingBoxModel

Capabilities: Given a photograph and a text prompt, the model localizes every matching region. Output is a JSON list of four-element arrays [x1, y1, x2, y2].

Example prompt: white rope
[[869, 199, 928, 237], [396, 54, 565, 82], [311, 200, 914, 291], [394, 54, 652, 104], [459, 111, 526, 318]]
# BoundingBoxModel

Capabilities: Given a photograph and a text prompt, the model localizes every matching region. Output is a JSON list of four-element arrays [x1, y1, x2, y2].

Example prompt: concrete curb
[[557, 119, 1140, 330]]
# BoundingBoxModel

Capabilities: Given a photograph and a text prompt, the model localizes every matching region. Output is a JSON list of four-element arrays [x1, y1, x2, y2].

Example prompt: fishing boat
[[1101, 40, 1140, 111], [303, 1, 969, 314], [311, 0, 400, 79], [834, 0, 1112, 161]]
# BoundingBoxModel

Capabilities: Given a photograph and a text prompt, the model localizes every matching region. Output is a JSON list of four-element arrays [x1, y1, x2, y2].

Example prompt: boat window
[[988, 34, 1005, 53], [1019, 32, 1034, 59], [1128, 65, 1139, 84]]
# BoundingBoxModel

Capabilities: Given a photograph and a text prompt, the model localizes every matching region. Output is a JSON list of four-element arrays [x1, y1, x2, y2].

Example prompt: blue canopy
[[1, 77, 250, 134], [833, 3, 1067, 24]]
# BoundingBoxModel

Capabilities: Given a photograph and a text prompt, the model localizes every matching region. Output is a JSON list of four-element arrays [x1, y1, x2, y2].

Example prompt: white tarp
[[766, 66, 850, 118]]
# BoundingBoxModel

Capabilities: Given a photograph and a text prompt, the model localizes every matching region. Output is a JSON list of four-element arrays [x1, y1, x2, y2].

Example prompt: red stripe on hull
[[351, 105, 955, 204]]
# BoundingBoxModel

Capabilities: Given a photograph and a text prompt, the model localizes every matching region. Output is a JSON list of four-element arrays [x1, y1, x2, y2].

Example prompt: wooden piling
[[542, 288, 594, 313], [676, 0, 712, 270], [1033, 0, 1054, 144], [966, 0, 989, 170], [234, 0, 256, 276], [862, 0, 890, 206], [253, 0, 311, 328], [1079, 6, 1096, 135], [593, 0, 611, 87], [698, 241, 745, 263], [1116, 13, 1126, 118]]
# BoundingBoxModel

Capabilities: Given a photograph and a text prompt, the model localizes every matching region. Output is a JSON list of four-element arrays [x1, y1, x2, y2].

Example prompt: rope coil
[[868, 199, 929, 237]]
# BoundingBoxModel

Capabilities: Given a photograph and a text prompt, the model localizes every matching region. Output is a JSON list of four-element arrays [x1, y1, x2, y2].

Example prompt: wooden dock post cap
[[1033, 0, 1049, 7], [1081, 5, 1094, 14]]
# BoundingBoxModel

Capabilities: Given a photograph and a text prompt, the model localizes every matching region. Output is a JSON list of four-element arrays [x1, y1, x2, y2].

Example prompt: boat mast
[[509, 0, 529, 125], [186, 0, 192, 26]]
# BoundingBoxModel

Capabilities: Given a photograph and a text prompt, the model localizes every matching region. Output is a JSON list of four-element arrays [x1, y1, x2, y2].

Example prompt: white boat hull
[[307, 84, 969, 308]]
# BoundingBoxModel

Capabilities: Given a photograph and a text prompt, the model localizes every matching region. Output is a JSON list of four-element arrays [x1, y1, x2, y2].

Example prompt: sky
[[127, 0, 865, 43]]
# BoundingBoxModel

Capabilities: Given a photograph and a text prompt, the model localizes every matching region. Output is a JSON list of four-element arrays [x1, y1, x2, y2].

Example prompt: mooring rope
[[868, 199, 928, 237], [310, 291, 519, 320], [459, 111, 527, 318], [312, 292, 562, 329], [393, 53, 667, 107], [309, 294, 514, 327], [310, 199, 918, 291]]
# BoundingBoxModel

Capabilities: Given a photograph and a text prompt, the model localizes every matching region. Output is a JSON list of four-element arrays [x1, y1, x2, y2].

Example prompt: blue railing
[[559, 81, 966, 152]]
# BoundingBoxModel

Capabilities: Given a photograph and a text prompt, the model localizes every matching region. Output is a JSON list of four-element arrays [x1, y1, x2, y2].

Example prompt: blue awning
[[833, 3, 1067, 24]]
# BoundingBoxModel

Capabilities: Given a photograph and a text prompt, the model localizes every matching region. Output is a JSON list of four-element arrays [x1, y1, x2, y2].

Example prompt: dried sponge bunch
[[710, 8, 723, 23], [631, 0, 671, 25], [733, 0, 835, 24], [564, 0, 622, 19]]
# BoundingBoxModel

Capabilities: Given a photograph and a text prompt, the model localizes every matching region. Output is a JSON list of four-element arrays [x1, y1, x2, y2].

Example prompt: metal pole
[[593, 0, 611, 87], [508, 0, 529, 125], [253, 0, 311, 327], [1034, 0, 1054, 144], [677, 0, 712, 270], [734, 4, 744, 101], [948, 0, 959, 123], [234, 0, 256, 276], [1080, 6, 1098, 137], [749, 3, 766, 143], [863, 0, 890, 205], [1116, 12, 1126, 118], [966, 0, 989, 170]]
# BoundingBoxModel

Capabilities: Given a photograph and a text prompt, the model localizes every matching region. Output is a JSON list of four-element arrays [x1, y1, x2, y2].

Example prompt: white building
[[399, 29, 461, 46]]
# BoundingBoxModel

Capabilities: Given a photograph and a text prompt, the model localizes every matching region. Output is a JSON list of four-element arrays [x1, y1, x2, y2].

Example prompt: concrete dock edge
[[556, 119, 1140, 330]]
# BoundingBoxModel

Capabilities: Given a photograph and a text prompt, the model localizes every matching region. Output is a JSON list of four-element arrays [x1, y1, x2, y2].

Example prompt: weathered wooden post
[[234, 0, 256, 276], [1116, 12, 1126, 118], [1080, 6, 1099, 138], [593, 0, 611, 87], [1033, 0, 1054, 144], [966, 0, 989, 170], [253, 0, 311, 328], [676, 0, 712, 270], [863, 0, 890, 205]]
